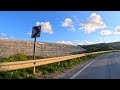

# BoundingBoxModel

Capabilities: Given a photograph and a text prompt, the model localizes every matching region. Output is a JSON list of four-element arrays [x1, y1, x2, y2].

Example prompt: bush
[[0, 57, 8, 62], [27, 56, 44, 60], [8, 53, 27, 62], [25, 75, 37, 79]]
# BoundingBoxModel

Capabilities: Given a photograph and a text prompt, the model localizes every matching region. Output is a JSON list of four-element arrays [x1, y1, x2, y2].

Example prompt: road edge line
[[70, 60, 95, 79], [114, 53, 120, 64], [70, 54, 107, 79]]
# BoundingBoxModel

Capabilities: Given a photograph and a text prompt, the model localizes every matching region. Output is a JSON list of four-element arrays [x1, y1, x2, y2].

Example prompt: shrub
[[8, 53, 27, 61]]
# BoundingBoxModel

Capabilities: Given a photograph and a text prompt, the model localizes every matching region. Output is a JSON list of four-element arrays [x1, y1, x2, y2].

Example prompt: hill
[[78, 41, 120, 52], [0, 39, 86, 57]]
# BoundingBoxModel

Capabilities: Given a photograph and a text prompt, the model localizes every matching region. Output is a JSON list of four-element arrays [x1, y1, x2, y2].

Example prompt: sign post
[[31, 26, 41, 75], [33, 37, 36, 75]]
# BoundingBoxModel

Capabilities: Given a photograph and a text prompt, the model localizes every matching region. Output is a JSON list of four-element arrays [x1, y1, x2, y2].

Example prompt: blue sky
[[0, 11, 120, 45]]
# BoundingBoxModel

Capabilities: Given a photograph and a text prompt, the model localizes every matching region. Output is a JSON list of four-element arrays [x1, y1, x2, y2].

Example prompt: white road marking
[[70, 54, 106, 79], [70, 60, 95, 79], [114, 54, 120, 64]]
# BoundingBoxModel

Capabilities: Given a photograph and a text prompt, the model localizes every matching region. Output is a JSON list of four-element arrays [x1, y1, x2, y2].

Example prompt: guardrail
[[0, 50, 119, 72]]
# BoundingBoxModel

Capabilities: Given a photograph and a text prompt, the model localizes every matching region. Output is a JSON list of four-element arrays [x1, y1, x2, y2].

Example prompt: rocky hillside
[[0, 39, 86, 57]]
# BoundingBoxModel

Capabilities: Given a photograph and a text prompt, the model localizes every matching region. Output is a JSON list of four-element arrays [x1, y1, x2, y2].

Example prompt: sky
[[0, 11, 120, 45]]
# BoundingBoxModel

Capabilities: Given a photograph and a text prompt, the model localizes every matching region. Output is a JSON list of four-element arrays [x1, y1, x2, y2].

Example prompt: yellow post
[[33, 65, 36, 75]]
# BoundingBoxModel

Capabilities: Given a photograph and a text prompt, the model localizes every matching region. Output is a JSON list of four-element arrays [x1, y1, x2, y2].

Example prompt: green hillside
[[78, 41, 120, 52]]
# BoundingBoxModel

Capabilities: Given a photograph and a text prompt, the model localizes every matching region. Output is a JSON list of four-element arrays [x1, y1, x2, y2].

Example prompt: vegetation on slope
[[0, 53, 44, 62], [79, 43, 114, 53], [79, 41, 120, 53]]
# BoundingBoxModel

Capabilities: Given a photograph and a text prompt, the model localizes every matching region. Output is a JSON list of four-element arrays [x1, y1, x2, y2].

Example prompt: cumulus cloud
[[80, 13, 106, 33], [83, 41, 103, 45], [0, 33, 7, 36], [95, 41, 103, 44], [99, 30, 112, 36], [57, 40, 83, 46], [112, 40, 119, 42], [56, 40, 75, 45], [114, 26, 120, 34], [74, 42, 82, 45], [36, 21, 53, 34], [82, 41, 93, 45], [62, 18, 75, 30], [62, 18, 73, 27], [56, 40, 101, 45], [73, 40, 83, 45]]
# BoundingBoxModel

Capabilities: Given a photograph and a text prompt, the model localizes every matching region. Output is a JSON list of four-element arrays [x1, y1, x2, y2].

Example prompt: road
[[70, 52, 120, 79]]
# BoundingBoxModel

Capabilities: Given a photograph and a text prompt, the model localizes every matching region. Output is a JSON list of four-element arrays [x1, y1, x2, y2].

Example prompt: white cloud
[[56, 40, 75, 45], [95, 41, 103, 44], [112, 40, 119, 42], [114, 26, 120, 34], [70, 26, 75, 31], [0, 33, 7, 36], [82, 41, 93, 45], [27, 31, 31, 36], [62, 18, 73, 27], [10, 36, 15, 39], [0, 36, 15, 40], [73, 16, 77, 18], [62, 18, 75, 30], [36, 22, 41, 26], [56, 40, 102, 46], [36, 21, 53, 34], [80, 13, 106, 33], [82, 41, 103, 45], [56, 40, 83, 46], [74, 40, 82, 45], [99, 30, 112, 36], [0, 38, 8, 39], [74, 42, 82, 45], [74, 40, 80, 42], [0, 33, 8, 39]]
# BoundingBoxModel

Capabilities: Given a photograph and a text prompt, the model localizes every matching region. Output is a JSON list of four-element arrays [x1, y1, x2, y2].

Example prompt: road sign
[[31, 26, 41, 38], [31, 25, 41, 74]]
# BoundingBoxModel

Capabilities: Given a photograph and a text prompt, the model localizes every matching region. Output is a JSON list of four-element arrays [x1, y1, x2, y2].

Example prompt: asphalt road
[[70, 52, 120, 79]]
